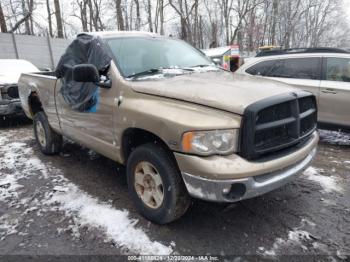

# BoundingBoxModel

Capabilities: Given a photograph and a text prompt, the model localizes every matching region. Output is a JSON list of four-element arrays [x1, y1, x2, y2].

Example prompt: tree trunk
[[22, 0, 31, 34], [0, 2, 7, 33], [270, 0, 278, 45], [159, 0, 164, 35], [225, 16, 230, 45], [222, 0, 232, 46], [115, 0, 124, 30], [210, 22, 218, 48], [27, 0, 34, 34], [87, 0, 94, 30], [46, 0, 53, 37], [147, 0, 153, 32], [134, 0, 141, 30], [199, 15, 203, 48], [180, 17, 187, 41], [231, 19, 242, 43], [261, 1, 269, 46], [79, 0, 88, 32], [193, 1, 198, 47], [124, 5, 129, 30], [54, 0, 64, 38], [9, 0, 34, 33], [93, 0, 103, 30]]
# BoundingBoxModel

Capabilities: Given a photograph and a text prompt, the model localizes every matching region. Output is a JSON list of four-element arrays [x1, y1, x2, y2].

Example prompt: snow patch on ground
[[261, 230, 312, 256], [0, 215, 19, 241], [318, 129, 350, 146], [0, 175, 23, 202], [303, 167, 343, 193], [0, 129, 174, 255], [45, 184, 173, 255], [259, 218, 336, 257]]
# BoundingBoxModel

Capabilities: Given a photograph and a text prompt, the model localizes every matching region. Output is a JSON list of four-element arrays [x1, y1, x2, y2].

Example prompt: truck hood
[[131, 71, 298, 115]]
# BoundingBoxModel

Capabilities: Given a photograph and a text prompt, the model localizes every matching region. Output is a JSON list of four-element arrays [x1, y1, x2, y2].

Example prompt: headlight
[[182, 129, 239, 156]]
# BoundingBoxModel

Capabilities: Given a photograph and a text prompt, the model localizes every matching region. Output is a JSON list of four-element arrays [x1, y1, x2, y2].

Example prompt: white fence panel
[[0, 33, 17, 59], [0, 33, 71, 69], [50, 38, 70, 67]]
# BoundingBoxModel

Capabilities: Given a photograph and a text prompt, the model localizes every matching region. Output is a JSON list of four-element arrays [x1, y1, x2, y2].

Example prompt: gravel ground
[[0, 118, 349, 261]]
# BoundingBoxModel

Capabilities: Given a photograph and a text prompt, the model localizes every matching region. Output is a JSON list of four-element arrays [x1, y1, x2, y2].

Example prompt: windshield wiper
[[126, 67, 195, 79], [190, 64, 213, 68], [126, 68, 162, 79]]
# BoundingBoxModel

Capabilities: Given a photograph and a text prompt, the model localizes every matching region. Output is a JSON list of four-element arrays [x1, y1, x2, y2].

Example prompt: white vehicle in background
[[202, 45, 242, 72], [0, 59, 39, 117], [236, 48, 350, 132]]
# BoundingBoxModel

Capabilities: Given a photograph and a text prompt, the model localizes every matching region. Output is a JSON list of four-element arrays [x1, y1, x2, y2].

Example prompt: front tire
[[33, 111, 63, 155], [127, 143, 191, 224]]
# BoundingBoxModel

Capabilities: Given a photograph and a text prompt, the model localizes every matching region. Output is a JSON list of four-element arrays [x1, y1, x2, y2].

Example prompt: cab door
[[319, 57, 350, 128], [55, 63, 119, 160]]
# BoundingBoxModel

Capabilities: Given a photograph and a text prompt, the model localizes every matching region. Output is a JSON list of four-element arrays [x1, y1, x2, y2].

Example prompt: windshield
[[106, 37, 214, 78]]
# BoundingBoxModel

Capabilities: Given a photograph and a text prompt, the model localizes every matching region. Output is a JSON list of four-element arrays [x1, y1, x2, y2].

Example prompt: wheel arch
[[121, 127, 175, 164], [28, 92, 43, 117]]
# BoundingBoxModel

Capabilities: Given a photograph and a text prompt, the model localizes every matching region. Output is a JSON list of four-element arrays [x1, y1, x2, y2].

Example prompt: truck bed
[[18, 72, 61, 132]]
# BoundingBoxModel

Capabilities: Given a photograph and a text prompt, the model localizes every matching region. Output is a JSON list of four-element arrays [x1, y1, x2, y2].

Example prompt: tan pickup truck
[[18, 31, 318, 224]]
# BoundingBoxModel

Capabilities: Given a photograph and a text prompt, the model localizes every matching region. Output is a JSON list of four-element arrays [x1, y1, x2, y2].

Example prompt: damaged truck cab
[[18, 32, 318, 224]]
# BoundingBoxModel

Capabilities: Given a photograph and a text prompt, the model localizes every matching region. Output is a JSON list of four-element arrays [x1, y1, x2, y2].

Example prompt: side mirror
[[73, 64, 99, 83], [212, 58, 221, 66]]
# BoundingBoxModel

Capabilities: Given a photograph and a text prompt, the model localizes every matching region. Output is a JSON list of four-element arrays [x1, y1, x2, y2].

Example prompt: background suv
[[236, 48, 350, 132]]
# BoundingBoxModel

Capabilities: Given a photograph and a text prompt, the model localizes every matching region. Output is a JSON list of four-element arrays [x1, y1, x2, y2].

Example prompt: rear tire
[[127, 143, 191, 224], [33, 111, 63, 155]]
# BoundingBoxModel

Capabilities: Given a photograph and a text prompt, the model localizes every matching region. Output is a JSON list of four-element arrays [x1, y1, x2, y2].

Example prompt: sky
[[346, 0, 350, 23], [4, 0, 350, 39]]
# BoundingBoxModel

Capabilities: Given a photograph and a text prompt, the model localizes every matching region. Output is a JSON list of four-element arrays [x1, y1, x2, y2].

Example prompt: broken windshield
[[106, 37, 216, 78]]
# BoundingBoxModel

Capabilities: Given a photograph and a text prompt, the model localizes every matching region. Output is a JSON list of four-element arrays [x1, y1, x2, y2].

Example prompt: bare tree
[[0, 2, 7, 32], [230, 0, 263, 44], [0, 0, 346, 51], [54, 0, 64, 37], [21, 0, 31, 34], [159, 0, 165, 35], [76, 0, 89, 31], [220, 0, 234, 45], [134, 0, 141, 30], [143, 0, 153, 32], [123, 0, 129, 30], [154, 0, 165, 34], [46, 0, 53, 36], [203, 0, 219, 48], [115, 0, 124, 30], [8, 0, 34, 33], [269, 0, 278, 45], [169, 0, 198, 44]]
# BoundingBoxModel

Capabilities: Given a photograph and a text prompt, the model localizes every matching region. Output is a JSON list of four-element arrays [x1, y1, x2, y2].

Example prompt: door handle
[[322, 88, 337, 94]]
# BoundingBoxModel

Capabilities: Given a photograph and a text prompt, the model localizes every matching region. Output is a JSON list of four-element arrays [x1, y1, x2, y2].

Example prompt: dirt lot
[[0, 117, 349, 261]]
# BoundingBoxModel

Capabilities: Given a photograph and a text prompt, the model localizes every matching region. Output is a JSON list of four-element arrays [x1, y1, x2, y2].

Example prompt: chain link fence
[[0, 33, 70, 70]]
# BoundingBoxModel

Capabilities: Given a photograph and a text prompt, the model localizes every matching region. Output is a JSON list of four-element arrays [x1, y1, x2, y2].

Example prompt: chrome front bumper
[[181, 148, 317, 202]]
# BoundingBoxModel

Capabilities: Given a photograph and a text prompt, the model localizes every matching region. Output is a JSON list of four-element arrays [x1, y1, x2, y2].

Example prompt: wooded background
[[0, 0, 349, 52]]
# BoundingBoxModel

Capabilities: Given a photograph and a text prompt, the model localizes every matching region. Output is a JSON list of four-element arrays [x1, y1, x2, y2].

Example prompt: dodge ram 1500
[[18, 31, 318, 224]]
